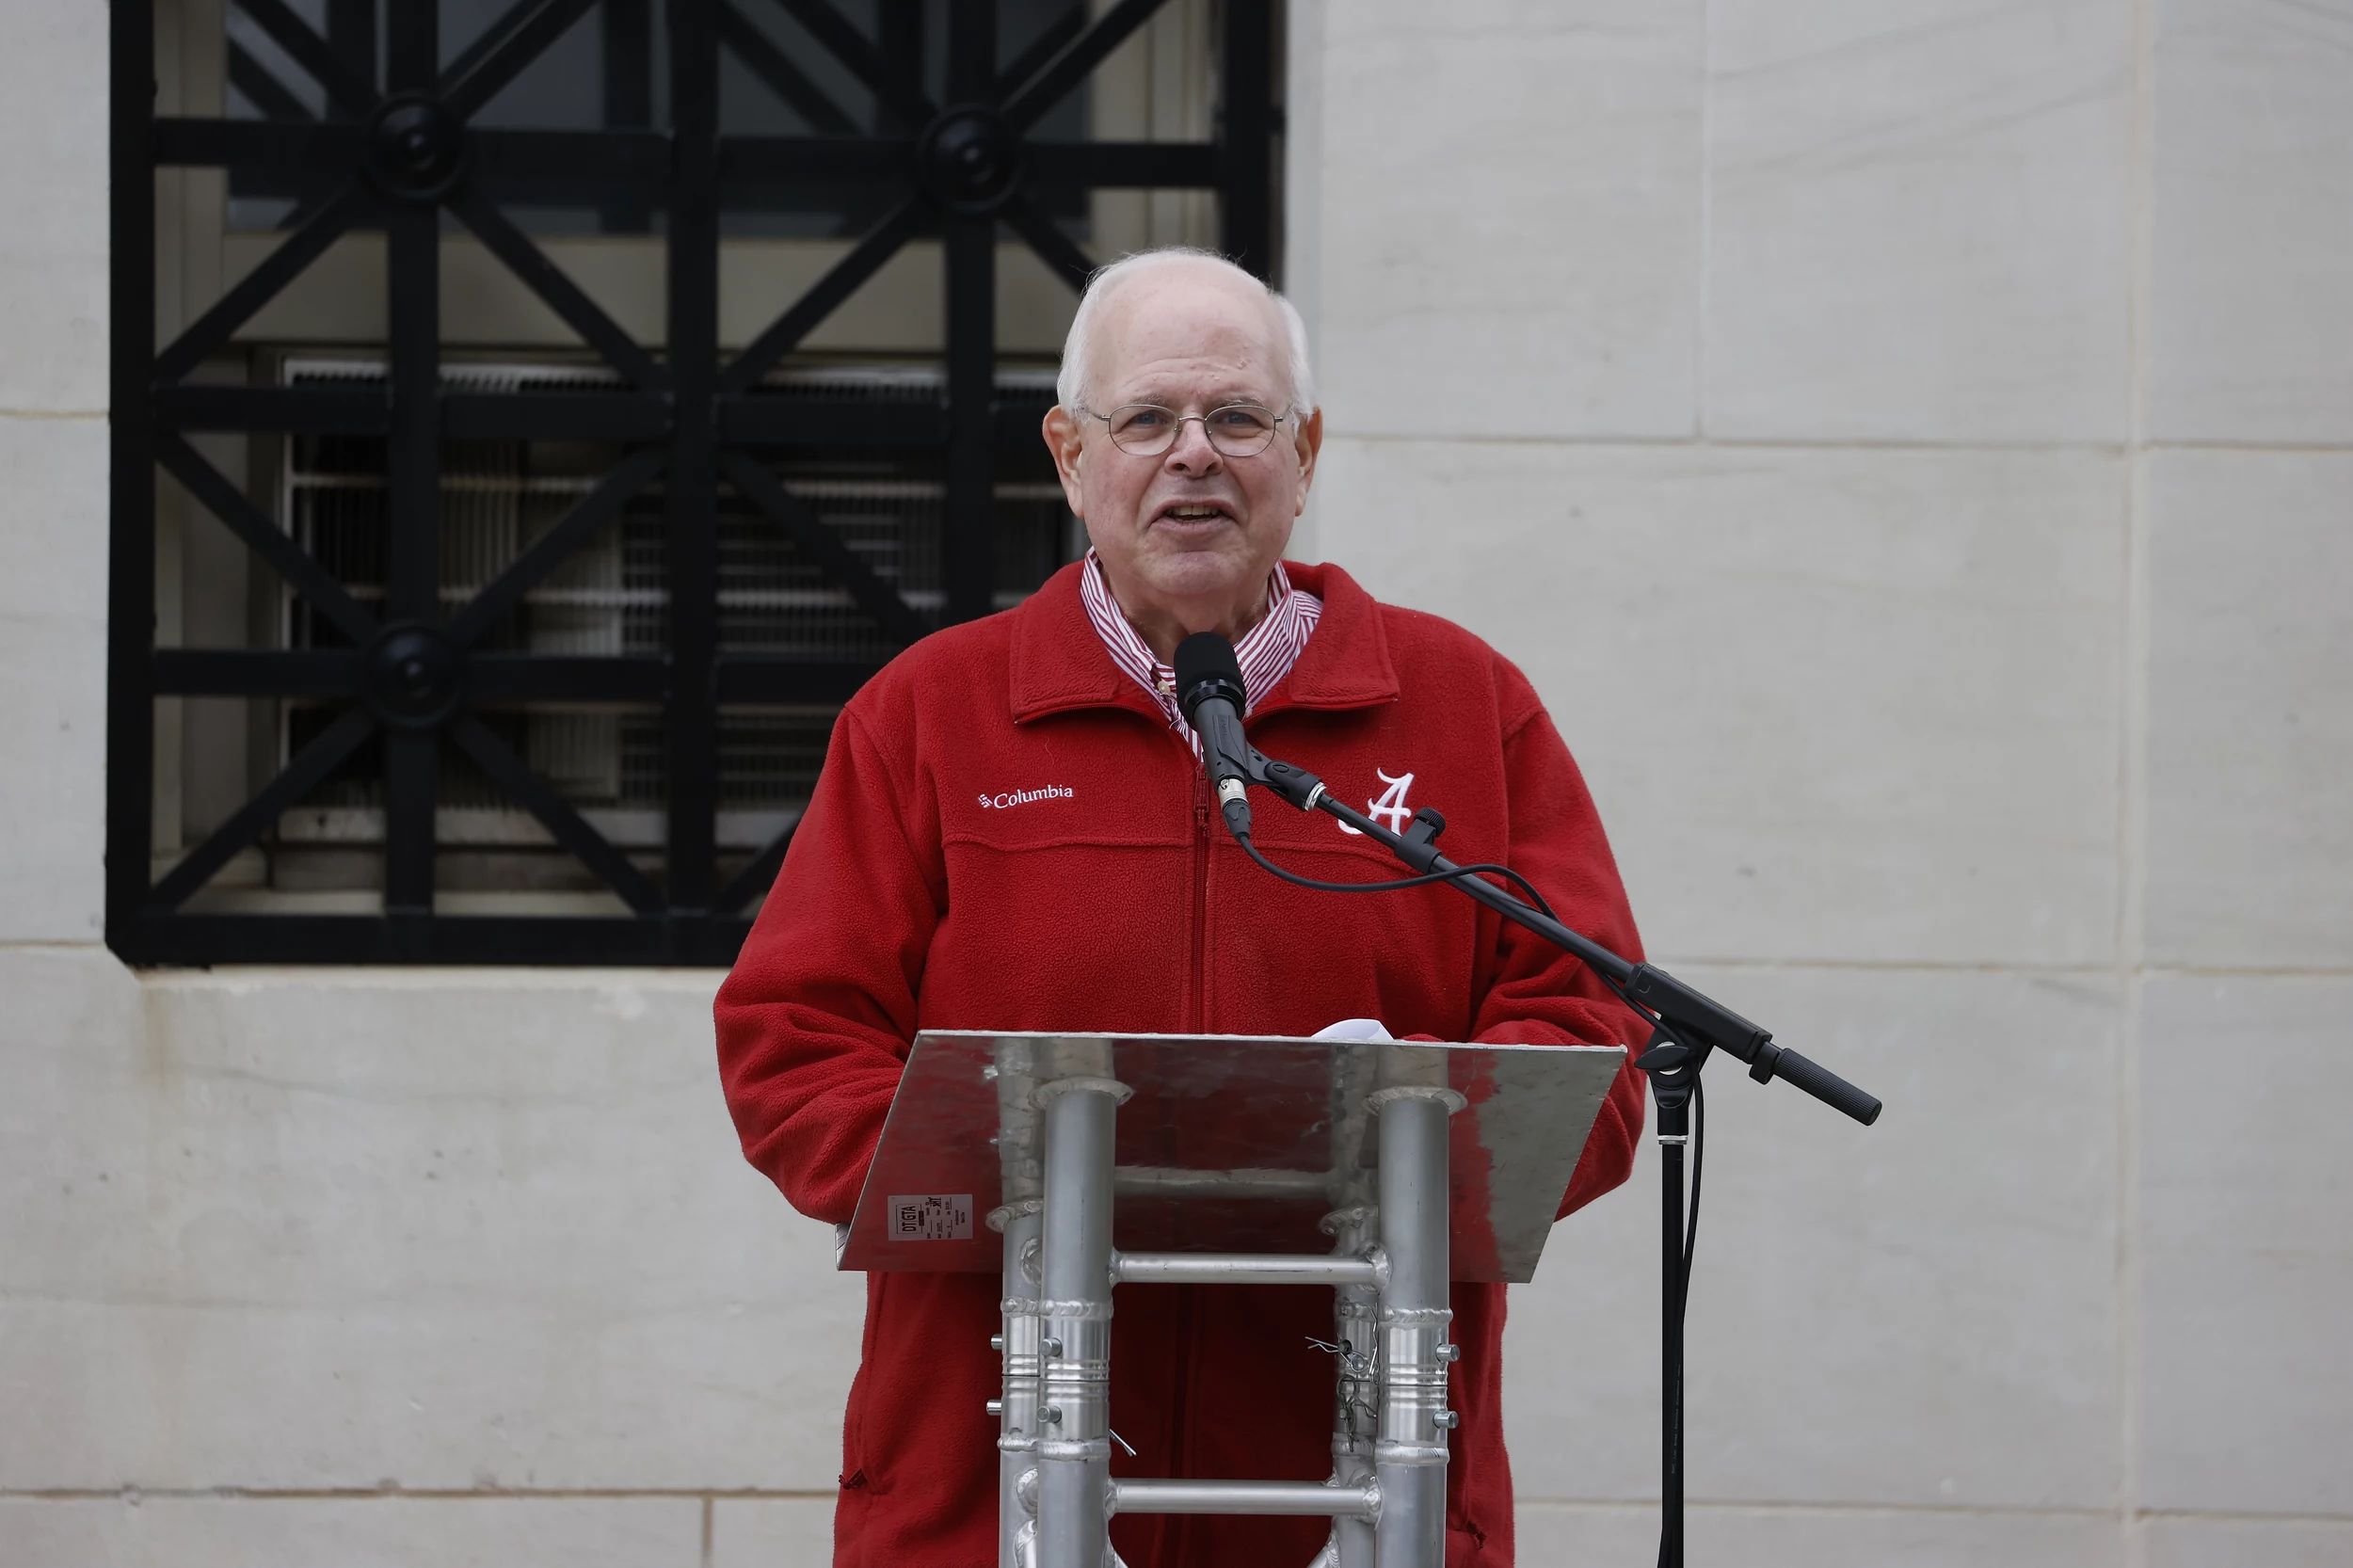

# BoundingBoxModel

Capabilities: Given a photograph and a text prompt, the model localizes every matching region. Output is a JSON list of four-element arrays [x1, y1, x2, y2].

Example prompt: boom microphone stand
[[1195, 711, 1881, 1568]]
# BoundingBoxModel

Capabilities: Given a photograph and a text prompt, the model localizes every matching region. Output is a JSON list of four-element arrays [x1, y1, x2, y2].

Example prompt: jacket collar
[[1009, 557, 1401, 726]]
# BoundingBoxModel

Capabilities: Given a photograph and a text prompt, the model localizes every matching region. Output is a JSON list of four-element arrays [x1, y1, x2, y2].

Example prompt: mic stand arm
[[1241, 750, 1880, 1123], [1236, 747, 1881, 1568]]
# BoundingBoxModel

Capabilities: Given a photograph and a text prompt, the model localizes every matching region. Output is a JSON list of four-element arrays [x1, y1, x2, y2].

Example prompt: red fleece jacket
[[715, 560, 1648, 1567]]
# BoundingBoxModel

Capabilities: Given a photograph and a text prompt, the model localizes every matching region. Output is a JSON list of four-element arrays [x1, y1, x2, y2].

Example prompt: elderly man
[[716, 248, 1647, 1567]]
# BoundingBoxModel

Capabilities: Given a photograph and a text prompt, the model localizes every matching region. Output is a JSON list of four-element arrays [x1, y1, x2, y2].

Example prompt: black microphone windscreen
[[1173, 632, 1245, 718]]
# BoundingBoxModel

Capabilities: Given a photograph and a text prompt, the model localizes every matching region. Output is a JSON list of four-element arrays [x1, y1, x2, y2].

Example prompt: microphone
[[1173, 632, 1255, 839]]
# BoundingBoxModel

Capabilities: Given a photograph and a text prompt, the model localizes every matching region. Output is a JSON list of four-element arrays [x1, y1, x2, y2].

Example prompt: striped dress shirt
[[1077, 548, 1322, 749]]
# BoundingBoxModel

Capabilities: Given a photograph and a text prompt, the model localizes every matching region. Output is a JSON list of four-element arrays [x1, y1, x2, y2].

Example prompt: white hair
[[1054, 246, 1317, 415]]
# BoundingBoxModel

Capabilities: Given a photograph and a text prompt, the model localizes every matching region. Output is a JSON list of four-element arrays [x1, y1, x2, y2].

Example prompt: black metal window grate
[[110, 0, 1280, 965], [264, 359, 1066, 899]]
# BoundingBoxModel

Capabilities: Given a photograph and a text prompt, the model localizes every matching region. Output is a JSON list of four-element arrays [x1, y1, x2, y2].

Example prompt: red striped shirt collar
[[1078, 549, 1323, 740]]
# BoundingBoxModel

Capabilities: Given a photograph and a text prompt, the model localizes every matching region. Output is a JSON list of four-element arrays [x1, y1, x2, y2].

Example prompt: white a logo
[[1337, 770, 1416, 836]]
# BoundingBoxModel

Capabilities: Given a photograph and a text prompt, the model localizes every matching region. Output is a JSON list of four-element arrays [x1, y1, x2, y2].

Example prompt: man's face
[[1044, 267, 1322, 620]]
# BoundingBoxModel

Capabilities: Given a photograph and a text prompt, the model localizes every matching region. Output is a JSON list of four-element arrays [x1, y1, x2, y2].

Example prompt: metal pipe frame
[[1370, 1086, 1463, 1568], [1112, 1252, 1384, 1288], [1109, 1479, 1380, 1519], [1324, 1205, 1382, 1568], [992, 1035, 1048, 1568], [1111, 1165, 1330, 1199], [996, 1202, 1046, 1568], [1035, 1074, 1126, 1568], [1012, 1067, 1461, 1568]]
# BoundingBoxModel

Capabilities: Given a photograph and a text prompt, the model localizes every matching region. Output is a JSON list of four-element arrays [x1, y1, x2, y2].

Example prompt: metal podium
[[841, 1031, 1627, 1568]]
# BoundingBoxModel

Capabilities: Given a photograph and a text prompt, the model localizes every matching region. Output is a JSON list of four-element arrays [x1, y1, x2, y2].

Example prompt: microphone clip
[[1396, 808, 1448, 871], [1252, 753, 1322, 812]]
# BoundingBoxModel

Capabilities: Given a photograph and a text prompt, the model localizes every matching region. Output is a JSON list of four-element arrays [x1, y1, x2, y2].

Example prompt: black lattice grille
[[110, 0, 1280, 965]]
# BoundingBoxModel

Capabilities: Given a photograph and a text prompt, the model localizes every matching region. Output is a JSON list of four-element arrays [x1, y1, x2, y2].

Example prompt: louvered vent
[[270, 357, 1075, 891]]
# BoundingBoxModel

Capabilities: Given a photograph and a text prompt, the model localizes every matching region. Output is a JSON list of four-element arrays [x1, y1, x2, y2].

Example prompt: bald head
[[1056, 248, 1316, 415]]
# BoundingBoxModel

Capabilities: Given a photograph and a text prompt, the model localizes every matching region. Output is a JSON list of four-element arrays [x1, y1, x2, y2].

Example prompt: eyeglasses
[[1079, 403, 1293, 458]]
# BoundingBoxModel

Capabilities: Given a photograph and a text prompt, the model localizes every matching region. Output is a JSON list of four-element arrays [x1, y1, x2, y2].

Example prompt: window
[[113, 0, 1282, 965]]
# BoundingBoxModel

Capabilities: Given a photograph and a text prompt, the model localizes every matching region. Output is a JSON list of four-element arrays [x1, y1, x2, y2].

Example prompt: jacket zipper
[[1173, 791, 1210, 1557]]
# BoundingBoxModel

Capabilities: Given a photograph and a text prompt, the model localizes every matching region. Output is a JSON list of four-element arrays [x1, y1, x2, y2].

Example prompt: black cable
[[1236, 824, 1675, 1041], [1234, 831, 1561, 917], [1236, 813, 1702, 1261], [1235, 822, 1703, 1272], [1683, 1075, 1704, 1311], [1657, 1070, 1705, 1568]]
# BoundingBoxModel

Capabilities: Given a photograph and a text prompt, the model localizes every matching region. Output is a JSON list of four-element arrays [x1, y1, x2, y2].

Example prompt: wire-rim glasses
[[1080, 402, 1293, 458]]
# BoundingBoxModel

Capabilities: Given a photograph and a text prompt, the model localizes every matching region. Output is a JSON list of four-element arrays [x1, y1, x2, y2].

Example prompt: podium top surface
[[841, 1031, 1626, 1284]]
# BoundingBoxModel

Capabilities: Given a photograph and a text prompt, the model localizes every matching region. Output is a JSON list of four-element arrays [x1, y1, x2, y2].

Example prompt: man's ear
[[1292, 406, 1324, 504], [1043, 405, 1086, 518]]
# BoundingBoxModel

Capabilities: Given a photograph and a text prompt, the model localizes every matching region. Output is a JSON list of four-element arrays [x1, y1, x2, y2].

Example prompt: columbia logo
[[978, 785, 1074, 809]]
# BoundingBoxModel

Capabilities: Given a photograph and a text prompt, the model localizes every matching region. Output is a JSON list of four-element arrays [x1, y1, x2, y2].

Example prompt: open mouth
[[1155, 502, 1235, 524]]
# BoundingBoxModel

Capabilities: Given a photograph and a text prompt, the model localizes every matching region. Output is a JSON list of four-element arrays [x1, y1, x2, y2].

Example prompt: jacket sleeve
[[713, 703, 943, 1224], [1469, 688, 1651, 1221]]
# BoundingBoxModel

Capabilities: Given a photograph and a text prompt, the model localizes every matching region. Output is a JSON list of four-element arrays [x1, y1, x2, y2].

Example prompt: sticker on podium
[[889, 1193, 974, 1240]]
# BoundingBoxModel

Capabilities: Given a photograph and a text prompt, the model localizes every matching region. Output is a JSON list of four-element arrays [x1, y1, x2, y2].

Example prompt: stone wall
[[4, 2, 2348, 1564], [1287, 2, 2353, 1563]]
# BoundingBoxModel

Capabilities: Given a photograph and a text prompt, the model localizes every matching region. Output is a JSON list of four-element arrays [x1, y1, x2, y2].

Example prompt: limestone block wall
[[1289, 2, 2353, 1564], [2, 2, 2347, 1566]]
